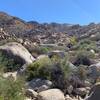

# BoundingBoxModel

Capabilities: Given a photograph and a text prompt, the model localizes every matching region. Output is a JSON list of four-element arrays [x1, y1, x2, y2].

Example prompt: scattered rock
[[74, 87, 88, 97], [25, 97, 32, 100], [67, 85, 73, 94], [84, 81, 92, 87], [90, 49, 95, 54], [65, 95, 73, 100], [2, 71, 17, 80], [37, 55, 48, 60], [88, 62, 100, 82], [38, 89, 65, 100], [68, 75, 84, 88], [65, 95, 83, 100], [25, 89, 38, 99], [48, 50, 65, 59], [26, 78, 52, 92], [17, 38, 23, 44]]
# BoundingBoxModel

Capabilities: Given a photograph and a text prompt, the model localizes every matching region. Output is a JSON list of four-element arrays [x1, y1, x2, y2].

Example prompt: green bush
[[26, 57, 52, 80], [70, 36, 77, 45], [50, 57, 72, 91], [75, 39, 98, 52], [74, 50, 93, 66], [31, 46, 51, 55], [0, 51, 21, 72], [26, 56, 71, 80], [26, 56, 72, 93], [50, 54, 61, 64], [0, 77, 25, 100]]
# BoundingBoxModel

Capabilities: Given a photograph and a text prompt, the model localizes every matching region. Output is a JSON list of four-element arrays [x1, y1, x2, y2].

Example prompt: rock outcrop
[[0, 42, 35, 64]]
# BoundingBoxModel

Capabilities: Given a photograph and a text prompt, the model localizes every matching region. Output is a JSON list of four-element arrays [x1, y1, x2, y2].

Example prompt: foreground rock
[[65, 95, 73, 100], [38, 89, 65, 100], [74, 87, 89, 97], [88, 62, 100, 82], [26, 78, 52, 92], [65, 95, 83, 100], [0, 42, 35, 64], [85, 82, 100, 100], [25, 89, 38, 99], [2, 71, 17, 80]]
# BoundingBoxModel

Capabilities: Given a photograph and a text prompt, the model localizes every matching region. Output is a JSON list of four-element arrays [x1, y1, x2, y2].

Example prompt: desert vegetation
[[0, 12, 100, 100]]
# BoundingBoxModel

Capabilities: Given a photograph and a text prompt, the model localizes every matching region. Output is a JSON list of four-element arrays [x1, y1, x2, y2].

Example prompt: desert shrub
[[26, 56, 71, 79], [31, 46, 51, 56], [26, 56, 72, 93], [40, 46, 51, 53], [77, 65, 87, 81], [26, 57, 52, 80], [50, 54, 61, 63], [0, 77, 25, 100], [0, 51, 21, 72], [74, 50, 93, 66], [50, 57, 72, 92], [74, 39, 98, 52], [70, 36, 77, 45]]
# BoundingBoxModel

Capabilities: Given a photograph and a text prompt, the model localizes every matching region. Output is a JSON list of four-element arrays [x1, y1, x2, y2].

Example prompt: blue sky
[[0, 0, 100, 25]]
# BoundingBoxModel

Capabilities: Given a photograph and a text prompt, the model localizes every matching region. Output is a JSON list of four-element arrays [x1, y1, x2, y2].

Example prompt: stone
[[25, 97, 32, 100], [75, 88, 88, 96], [17, 38, 23, 44], [0, 42, 35, 64], [88, 62, 100, 82], [65, 95, 83, 100], [48, 50, 65, 59], [65, 95, 73, 100], [68, 75, 84, 88], [25, 89, 38, 99], [90, 49, 95, 54], [38, 89, 65, 100], [67, 85, 73, 94], [2, 71, 17, 80], [84, 81, 92, 87], [26, 78, 52, 92], [37, 55, 48, 60]]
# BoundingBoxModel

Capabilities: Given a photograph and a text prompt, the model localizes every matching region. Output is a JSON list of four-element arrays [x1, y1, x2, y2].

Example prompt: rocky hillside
[[0, 12, 100, 100], [0, 12, 100, 45]]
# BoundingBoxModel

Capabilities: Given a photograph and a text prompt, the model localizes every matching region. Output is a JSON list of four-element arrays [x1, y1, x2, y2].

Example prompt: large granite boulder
[[0, 42, 35, 64], [38, 89, 65, 100]]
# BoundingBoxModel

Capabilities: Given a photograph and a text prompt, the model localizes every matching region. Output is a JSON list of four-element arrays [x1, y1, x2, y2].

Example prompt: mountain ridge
[[0, 12, 100, 45]]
